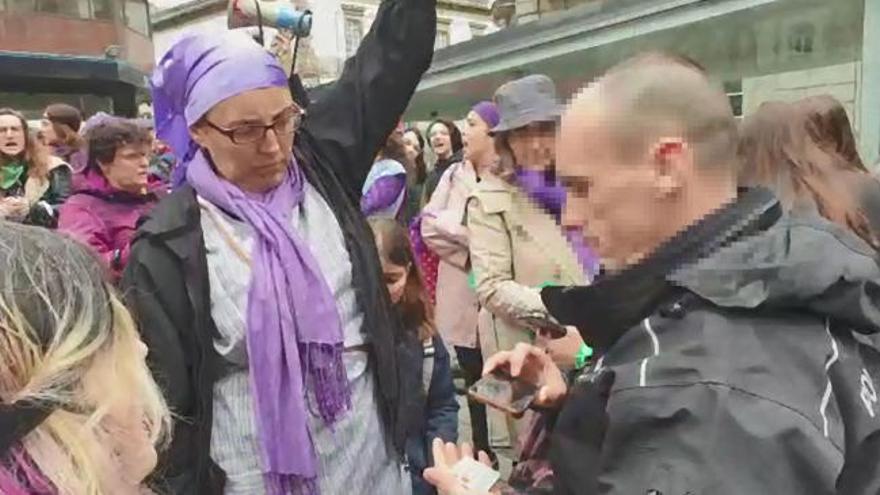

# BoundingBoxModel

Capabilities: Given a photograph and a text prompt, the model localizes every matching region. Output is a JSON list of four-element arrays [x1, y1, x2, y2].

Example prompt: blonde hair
[[0, 222, 170, 494]]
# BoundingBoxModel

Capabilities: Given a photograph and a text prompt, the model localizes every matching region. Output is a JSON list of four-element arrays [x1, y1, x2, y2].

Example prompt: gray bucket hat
[[491, 74, 563, 134]]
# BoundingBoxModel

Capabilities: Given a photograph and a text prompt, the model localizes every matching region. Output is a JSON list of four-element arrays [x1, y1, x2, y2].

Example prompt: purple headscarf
[[152, 30, 289, 188], [471, 101, 500, 129], [152, 32, 350, 494]]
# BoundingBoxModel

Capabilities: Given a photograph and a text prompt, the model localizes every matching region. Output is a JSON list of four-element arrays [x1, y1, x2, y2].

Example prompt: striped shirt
[[200, 182, 410, 495]]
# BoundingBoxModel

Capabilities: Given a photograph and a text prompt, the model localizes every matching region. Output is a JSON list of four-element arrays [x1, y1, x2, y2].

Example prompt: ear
[[649, 137, 688, 197], [189, 124, 208, 148]]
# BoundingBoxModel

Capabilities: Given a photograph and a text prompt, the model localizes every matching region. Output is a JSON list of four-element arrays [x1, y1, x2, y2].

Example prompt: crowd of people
[[2, 0, 880, 494]]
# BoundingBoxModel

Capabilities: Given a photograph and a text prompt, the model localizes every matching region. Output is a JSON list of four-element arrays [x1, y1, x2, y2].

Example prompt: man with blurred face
[[469, 53, 880, 495]]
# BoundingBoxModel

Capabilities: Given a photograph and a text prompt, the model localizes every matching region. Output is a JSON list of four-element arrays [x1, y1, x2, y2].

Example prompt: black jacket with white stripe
[[543, 188, 880, 495]]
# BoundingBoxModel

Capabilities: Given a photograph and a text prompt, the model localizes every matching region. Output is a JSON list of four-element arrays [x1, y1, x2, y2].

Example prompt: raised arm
[[303, 0, 437, 196]]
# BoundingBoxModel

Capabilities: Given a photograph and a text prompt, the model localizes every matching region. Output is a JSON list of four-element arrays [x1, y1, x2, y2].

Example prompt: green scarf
[[0, 161, 26, 191]]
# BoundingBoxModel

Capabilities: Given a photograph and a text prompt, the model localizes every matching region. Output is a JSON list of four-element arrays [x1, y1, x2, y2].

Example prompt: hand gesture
[[483, 343, 567, 409], [423, 439, 495, 495], [0, 196, 30, 221]]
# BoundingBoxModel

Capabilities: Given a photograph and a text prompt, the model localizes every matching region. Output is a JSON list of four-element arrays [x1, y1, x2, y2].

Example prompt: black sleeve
[[121, 244, 199, 491], [590, 384, 842, 495], [46, 166, 72, 206], [301, 0, 436, 196]]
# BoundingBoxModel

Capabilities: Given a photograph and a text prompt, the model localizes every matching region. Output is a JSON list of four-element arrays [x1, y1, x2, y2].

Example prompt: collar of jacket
[[471, 173, 516, 214], [135, 185, 202, 261], [542, 187, 781, 352]]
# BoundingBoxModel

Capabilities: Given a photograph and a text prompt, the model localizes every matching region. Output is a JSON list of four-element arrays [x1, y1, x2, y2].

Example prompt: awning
[[407, 0, 864, 119]]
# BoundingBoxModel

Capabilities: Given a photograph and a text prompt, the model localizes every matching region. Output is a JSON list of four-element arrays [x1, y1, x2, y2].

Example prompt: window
[[124, 0, 149, 34], [788, 22, 816, 55], [91, 0, 113, 20], [724, 80, 743, 119], [435, 29, 450, 50], [344, 16, 363, 58], [36, 0, 88, 17]]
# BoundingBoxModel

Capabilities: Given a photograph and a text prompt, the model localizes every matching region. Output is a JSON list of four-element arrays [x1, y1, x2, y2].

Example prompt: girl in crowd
[[369, 218, 458, 495], [739, 100, 879, 249], [402, 127, 428, 224], [41, 103, 88, 173], [421, 101, 500, 461], [58, 119, 162, 281], [0, 221, 170, 494], [423, 119, 464, 204], [362, 126, 409, 219], [123, 1, 437, 491], [467, 75, 593, 450], [0, 108, 71, 227]]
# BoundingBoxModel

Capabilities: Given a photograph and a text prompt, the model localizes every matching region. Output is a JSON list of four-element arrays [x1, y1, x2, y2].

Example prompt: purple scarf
[[187, 150, 349, 493], [516, 168, 600, 278]]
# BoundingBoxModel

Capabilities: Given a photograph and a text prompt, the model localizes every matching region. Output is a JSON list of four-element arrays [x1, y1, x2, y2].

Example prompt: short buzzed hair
[[598, 52, 738, 168]]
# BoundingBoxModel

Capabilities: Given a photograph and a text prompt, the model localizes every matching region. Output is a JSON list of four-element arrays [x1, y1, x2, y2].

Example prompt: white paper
[[450, 456, 500, 493]]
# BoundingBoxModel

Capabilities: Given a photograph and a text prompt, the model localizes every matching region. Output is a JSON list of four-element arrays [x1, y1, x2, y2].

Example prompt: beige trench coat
[[467, 174, 587, 449]]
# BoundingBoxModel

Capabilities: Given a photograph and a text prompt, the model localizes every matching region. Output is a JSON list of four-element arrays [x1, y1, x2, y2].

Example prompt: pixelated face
[[508, 121, 556, 171], [558, 88, 676, 270]]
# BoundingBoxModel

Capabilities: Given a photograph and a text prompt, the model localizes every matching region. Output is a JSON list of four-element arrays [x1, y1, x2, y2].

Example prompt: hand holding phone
[[482, 343, 569, 410], [468, 369, 538, 417], [519, 314, 568, 339]]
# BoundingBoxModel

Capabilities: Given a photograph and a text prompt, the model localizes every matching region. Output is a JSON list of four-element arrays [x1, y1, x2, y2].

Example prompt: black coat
[[544, 188, 880, 495], [121, 1, 437, 492]]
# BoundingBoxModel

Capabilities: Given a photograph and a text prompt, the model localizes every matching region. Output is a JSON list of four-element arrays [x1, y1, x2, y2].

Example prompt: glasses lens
[[274, 110, 300, 136], [232, 126, 265, 144]]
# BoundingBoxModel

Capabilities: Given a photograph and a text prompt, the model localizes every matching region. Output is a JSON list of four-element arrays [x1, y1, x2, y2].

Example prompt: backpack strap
[[422, 338, 436, 394]]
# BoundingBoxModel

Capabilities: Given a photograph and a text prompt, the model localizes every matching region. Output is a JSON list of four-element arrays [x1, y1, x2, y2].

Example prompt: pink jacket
[[421, 161, 480, 348], [58, 172, 162, 280]]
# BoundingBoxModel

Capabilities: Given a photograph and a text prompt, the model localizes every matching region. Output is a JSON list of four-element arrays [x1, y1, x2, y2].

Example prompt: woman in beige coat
[[422, 101, 500, 460], [467, 75, 594, 450]]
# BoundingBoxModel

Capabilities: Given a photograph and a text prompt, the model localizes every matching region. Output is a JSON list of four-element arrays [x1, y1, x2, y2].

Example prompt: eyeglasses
[[204, 106, 305, 145]]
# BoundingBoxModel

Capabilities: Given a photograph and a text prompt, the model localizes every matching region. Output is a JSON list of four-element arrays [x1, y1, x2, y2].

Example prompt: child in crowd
[[369, 218, 459, 495]]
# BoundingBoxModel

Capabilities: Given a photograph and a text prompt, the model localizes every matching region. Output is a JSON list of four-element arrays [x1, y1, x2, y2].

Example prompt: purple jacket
[[58, 172, 161, 280]]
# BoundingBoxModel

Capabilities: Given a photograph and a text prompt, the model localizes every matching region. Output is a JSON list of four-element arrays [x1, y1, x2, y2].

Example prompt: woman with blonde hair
[[0, 221, 170, 494], [0, 108, 71, 227]]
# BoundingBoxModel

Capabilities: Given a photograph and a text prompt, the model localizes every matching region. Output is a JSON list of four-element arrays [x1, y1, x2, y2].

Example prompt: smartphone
[[520, 315, 568, 339], [468, 370, 538, 416]]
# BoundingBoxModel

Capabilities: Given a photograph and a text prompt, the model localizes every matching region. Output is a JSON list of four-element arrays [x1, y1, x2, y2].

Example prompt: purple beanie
[[471, 101, 500, 129]]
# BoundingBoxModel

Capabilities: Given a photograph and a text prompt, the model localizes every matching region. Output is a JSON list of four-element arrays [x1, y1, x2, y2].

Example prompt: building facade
[[0, 0, 154, 117], [411, 0, 880, 166], [151, 0, 494, 86]]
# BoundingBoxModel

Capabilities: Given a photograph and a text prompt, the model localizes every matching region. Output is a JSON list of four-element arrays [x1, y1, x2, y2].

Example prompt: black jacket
[[543, 188, 880, 495], [121, 1, 437, 492]]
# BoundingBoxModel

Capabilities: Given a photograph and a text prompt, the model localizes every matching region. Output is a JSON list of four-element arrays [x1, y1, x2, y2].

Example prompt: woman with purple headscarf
[[120, 1, 437, 493]]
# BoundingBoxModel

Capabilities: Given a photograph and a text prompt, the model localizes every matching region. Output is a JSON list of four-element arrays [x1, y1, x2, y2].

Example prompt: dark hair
[[84, 120, 151, 173], [44, 103, 84, 150], [380, 130, 409, 165], [404, 127, 427, 184], [369, 218, 436, 341], [426, 119, 463, 156], [0, 108, 51, 182], [797, 95, 867, 173], [739, 101, 878, 248]]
